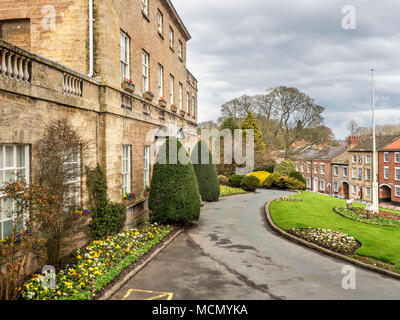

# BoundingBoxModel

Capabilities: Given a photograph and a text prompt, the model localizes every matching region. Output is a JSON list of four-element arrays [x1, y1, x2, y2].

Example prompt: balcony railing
[[0, 46, 31, 82]]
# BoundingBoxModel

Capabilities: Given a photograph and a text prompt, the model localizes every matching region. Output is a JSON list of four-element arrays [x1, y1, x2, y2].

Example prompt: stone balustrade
[[63, 73, 83, 97], [121, 93, 133, 109], [0, 46, 31, 82]]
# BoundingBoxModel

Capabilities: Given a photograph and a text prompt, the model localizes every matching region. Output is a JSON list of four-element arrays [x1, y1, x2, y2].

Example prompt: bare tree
[[347, 120, 360, 136], [219, 95, 256, 123]]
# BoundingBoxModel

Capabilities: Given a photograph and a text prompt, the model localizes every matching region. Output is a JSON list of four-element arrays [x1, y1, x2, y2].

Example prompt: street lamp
[[371, 69, 379, 214]]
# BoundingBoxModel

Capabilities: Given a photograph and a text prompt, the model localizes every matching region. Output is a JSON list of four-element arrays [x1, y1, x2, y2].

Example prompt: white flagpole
[[372, 69, 379, 213]]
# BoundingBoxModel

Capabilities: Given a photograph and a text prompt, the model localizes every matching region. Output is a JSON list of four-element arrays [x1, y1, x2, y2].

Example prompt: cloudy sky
[[173, 0, 400, 139]]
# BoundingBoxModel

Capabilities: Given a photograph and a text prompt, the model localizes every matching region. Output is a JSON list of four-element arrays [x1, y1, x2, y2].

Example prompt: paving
[[111, 189, 400, 300]]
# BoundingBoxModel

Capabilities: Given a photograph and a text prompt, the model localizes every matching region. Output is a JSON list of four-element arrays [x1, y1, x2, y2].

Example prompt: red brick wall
[[379, 151, 400, 202]]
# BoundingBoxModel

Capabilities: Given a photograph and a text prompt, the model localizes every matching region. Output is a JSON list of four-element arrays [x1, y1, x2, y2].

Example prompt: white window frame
[[122, 145, 131, 195], [157, 10, 163, 34], [352, 168, 356, 179], [169, 27, 174, 49], [352, 155, 357, 163], [343, 166, 348, 178], [295, 162, 299, 171], [0, 145, 30, 240], [192, 96, 196, 117], [178, 40, 183, 60], [179, 83, 183, 111], [120, 31, 130, 83], [396, 168, 400, 181], [169, 74, 174, 105], [384, 166, 389, 180], [334, 182, 339, 193], [142, 50, 149, 93], [366, 187, 371, 198], [366, 168, 371, 181], [142, 0, 149, 16], [384, 152, 389, 163], [314, 164, 318, 174], [396, 186, 400, 197], [334, 165, 339, 176], [366, 155, 371, 164], [358, 168, 363, 180], [63, 145, 81, 209], [158, 64, 164, 99], [320, 163, 325, 175], [144, 146, 151, 187], [352, 185, 357, 194], [320, 179, 325, 191], [307, 162, 311, 173], [306, 178, 311, 188], [358, 155, 363, 165], [186, 92, 190, 114]]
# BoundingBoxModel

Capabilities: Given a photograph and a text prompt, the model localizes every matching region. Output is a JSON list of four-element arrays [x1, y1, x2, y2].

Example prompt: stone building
[[379, 139, 400, 204], [348, 136, 400, 203], [0, 0, 199, 239]]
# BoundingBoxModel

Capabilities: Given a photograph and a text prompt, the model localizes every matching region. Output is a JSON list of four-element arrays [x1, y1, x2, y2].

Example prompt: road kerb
[[265, 198, 400, 281], [100, 229, 183, 300]]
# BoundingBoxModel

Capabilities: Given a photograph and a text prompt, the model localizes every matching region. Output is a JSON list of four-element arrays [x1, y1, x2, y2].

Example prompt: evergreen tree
[[240, 111, 266, 152], [191, 141, 220, 202], [149, 138, 201, 225], [221, 117, 240, 133]]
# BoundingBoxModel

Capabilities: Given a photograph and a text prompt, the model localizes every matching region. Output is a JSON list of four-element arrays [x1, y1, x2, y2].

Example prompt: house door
[[342, 182, 349, 199], [313, 177, 318, 192]]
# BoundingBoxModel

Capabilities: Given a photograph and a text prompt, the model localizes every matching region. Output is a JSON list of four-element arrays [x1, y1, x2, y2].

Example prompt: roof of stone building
[[349, 136, 400, 152], [295, 146, 347, 161], [331, 150, 349, 165]]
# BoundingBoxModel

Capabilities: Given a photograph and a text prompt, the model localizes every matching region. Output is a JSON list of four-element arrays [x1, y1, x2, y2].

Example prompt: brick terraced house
[[379, 139, 400, 204], [347, 136, 400, 203], [0, 0, 199, 240]]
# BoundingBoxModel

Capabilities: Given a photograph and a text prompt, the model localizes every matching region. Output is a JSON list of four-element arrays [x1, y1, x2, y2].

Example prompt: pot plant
[[122, 77, 135, 94], [159, 97, 167, 108], [143, 90, 154, 101], [170, 104, 177, 113], [144, 185, 151, 197], [180, 110, 186, 117]]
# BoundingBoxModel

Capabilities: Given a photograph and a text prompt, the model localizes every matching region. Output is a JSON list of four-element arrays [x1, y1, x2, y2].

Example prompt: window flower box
[[170, 104, 177, 113], [122, 78, 135, 94], [180, 110, 186, 117], [144, 185, 151, 197], [123, 192, 136, 201], [159, 97, 167, 108], [143, 90, 154, 101]]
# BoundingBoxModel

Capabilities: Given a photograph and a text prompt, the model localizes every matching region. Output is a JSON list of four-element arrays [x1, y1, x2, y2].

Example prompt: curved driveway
[[189, 189, 400, 300], [112, 189, 400, 300]]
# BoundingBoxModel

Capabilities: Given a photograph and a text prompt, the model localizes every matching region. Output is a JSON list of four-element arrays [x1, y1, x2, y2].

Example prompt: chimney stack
[[347, 136, 360, 149]]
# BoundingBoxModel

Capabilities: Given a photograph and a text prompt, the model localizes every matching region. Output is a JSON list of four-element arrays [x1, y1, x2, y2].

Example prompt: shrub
[[229, 174, 245, 188], [263, 172, 282, 189], [86, 164, 126, 240], [274, 160, 295, 176], [289, 171, 306, 185], [218, 175, 230, 186], [246, 171, 271, 186], [240, 175, 260, 191], [255, 164, 275, 173], [149, 138, 201, 226], [191, 141, 220, 202], [283, 177, 306, 190]]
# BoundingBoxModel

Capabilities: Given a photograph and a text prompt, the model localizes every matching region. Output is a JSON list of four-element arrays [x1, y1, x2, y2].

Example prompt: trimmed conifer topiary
[[229, 174, 245, 188], [289, 171, 306, 185], [240, 175, 260, 191], [191, 141, 220, 202], [149, 138, 201, 226]]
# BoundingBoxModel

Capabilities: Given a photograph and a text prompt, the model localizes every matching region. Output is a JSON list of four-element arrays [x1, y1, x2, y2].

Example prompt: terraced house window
[[306, 178, 311, 188], [396, 168, 400, 181], [142, 51, 149, 92], [320, 179, 325, 191], [343, 166, 348, 177], [334, 182, 339, 193], [352, 155, 357, 163], [142, 0, 148, 16], [301, 163, 304, 172], [120, 31, 130, 83], [384, 152, 389, 162], [158, 64, 163, 98], [358, 168, 362, 180], [396, 186, 400, 197], [366, 187, 371, 198], [334, 166, 339, 176], [352, 168, 356, 179], [366, 168, 371, 181], [366, 155, 371, 164], [358, 156, 363, 164], [314, 164, 318, 174], [396, 152, 400, 163], [384, 167, 389, 180], [320, 164, 325, 174], [295, 162, 299, 171], [0, 145, 30, 240], [122, 145, 131, 195], [144, 146, 150, 187], [157, 10, 163, 34], [352, 185, 357, 194], [307, 162, 311, 173]]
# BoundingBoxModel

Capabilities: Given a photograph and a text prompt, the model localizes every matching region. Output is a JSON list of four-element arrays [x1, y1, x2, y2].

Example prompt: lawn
[[269, 191, 400, 267]]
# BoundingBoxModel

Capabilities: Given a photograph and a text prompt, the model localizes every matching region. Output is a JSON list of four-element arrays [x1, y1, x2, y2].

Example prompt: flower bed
[[335, 207, 400, 228], [287, 228, 360, 254], [277, 197, 302, 202], [22, 224, 173, 300], [219, 185, 246, 197]]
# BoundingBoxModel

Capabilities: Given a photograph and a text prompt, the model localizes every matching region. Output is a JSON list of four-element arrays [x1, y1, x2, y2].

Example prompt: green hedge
[[229, 174, 245, 188], [191, 141, 220, 202], [149, 138, 201, 225], [240, 175, 260, 191]]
